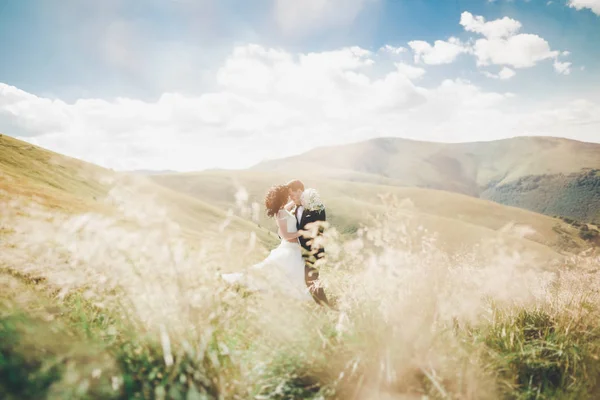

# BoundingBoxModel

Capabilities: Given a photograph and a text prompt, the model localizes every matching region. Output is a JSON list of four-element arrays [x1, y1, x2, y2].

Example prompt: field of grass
[[151, 169, 589, 257], [2, 192, 600, 399], [2, 135, 600, 399]]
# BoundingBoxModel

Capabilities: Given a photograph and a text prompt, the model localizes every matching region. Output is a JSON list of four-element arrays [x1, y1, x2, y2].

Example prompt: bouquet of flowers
[[300, 188, 325, 211]]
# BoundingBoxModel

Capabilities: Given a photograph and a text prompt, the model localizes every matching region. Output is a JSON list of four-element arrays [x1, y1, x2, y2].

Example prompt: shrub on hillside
[[580, 229, 599, 241]]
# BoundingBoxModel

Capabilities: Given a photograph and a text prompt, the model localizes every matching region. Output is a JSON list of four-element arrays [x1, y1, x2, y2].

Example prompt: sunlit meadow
[[1, 177, 600, 399]]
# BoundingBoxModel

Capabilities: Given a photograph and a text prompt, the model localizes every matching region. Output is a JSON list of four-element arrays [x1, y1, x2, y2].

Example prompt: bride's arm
[[284, 200, 295, 212], [276, 212, 301, 241]]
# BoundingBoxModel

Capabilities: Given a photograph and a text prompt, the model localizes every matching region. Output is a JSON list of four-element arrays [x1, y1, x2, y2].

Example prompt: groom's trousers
[[302, 248, 331, 307]]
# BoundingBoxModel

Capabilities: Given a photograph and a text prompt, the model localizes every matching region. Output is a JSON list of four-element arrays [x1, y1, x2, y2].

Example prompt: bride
[[221, 184, 313, 301]]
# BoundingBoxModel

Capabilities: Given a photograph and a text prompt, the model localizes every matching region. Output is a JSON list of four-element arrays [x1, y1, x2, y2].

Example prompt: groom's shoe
[[327, 299, 340, 311], [308, 283, 337, 310], [321, 294, 339, 311]]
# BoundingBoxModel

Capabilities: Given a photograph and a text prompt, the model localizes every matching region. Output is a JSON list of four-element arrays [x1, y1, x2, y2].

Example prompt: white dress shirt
[[296, 205, 304, 224]]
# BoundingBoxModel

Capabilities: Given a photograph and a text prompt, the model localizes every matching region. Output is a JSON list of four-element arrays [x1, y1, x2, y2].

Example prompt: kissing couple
[[221, 179, 334, 308]]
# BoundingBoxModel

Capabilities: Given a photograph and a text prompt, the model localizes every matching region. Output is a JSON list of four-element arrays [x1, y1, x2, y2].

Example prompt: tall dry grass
[[1, 180, 600, 399]]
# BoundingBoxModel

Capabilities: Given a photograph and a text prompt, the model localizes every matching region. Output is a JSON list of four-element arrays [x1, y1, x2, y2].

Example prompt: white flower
[[301, 188, 325, 211]]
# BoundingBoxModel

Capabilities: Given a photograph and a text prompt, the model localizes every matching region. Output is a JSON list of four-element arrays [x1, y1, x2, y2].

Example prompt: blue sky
[[1, 0, 598, 100], [0, 0, 599, 170]]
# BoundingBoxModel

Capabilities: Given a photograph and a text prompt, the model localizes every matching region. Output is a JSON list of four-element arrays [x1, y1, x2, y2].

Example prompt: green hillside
[[0, 134, 108, 212], [482, 169, 600, 223], [0, 134, 277, 250]]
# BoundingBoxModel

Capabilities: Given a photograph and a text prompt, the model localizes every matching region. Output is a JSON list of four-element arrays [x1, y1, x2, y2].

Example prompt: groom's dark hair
[[286, 179, 304, 192]]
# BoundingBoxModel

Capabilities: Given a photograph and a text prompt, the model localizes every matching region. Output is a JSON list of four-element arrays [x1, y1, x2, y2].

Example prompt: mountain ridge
[[250, 135, 600, 222], [253, 135, 600, 168]]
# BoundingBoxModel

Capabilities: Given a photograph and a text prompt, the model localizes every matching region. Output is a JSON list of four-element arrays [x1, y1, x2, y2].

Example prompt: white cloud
[[0, 85, 71, 137], [522, 99, 600, 133], [553, 51, 572, 75], [1, 44, 598, 171], [395, 63, 426, 80], [460, 12, 522, 38], [273, 0, 374, 36], [472, 34, 558, 68], [482, 67, 516, 80], [568, 0, 600, 15], [554, 59, 572, 75], [408, 37, 470, 65], [460, 12, 560, 69], [379, 45, 406, 55], [499, 67, 517, 79], [413, 13, 565, 71]]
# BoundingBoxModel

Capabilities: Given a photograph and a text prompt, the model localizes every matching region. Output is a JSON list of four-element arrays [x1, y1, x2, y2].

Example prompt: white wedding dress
[[221, 209, 313, 301]]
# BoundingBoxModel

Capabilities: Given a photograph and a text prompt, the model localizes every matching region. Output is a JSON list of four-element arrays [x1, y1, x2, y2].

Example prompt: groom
[[287, 179, 333, 308]]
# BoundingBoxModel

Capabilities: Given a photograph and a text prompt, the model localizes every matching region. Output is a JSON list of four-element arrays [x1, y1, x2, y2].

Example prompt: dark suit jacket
[[296, 206, 326, 261]]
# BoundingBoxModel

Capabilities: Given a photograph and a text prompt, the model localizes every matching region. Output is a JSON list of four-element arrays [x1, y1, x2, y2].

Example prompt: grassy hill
[[0, 134, 277, 251], [251, 136, 600, 222], [0, 134, 108, 212], [151, 169, 591, 259], [3, 134, 600, 399], [0, 135, 279, 397]]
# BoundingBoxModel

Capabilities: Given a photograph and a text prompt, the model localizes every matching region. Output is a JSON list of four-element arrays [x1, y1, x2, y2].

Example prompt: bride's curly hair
[[265, 184, 289, 218]]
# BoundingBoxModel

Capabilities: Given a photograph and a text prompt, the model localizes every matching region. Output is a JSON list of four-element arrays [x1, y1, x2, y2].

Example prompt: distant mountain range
[[251, 136, 600, 223]]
